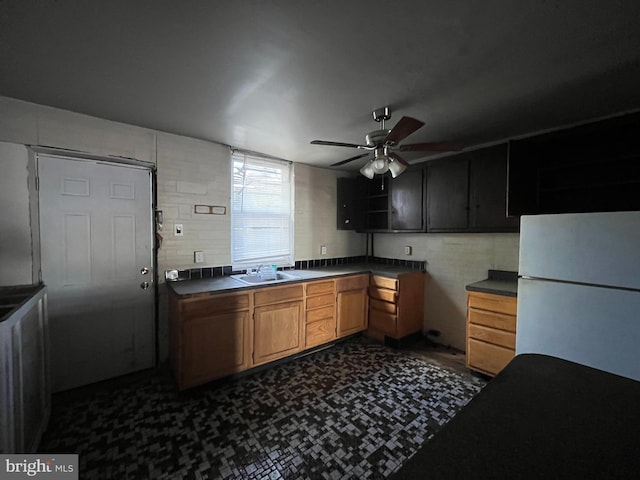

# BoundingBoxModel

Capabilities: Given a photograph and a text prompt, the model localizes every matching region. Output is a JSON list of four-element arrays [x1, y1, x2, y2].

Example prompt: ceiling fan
[[311, 107, 460, 179]]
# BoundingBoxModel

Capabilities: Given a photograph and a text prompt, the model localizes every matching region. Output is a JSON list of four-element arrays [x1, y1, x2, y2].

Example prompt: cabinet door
[[336, 177, 366, 230], [254, 301, 304, 365], [390, 168, 425, 231], [181, 311, 250, 387], [336, 289, 368, 337], [426, 155, 469, 231], [469, 145, 519, 231]]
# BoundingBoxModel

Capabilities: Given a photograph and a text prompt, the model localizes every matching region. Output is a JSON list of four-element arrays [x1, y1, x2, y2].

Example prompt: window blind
[[231, 150, 294, 269]]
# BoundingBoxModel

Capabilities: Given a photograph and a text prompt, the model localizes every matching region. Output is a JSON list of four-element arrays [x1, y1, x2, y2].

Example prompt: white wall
[[156, 132, 231, 270], [0, 142, 33, 285], [0, 96, 364, 272], [155, 134, 365, 271], [0, 95, 366, 361], [294, 164, 366, 260], [374, 232, 520, 350]]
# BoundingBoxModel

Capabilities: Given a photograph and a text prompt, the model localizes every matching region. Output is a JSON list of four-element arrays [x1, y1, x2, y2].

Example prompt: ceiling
[[2, 1, 640, 171]]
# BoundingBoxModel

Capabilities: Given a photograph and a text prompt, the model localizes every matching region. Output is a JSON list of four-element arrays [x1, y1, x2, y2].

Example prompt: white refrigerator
[[516, 211, 640, 381]]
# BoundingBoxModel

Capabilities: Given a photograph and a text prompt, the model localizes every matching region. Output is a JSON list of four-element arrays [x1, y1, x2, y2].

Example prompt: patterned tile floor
[[39, 337, 485, 479]]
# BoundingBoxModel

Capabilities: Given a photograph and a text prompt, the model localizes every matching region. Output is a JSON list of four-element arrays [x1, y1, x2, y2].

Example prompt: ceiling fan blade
[[311, 140, 364, 149], [387, 152, 409, 166], [398, 142, 462, 152], [330, 152, 370, 167], [385, 116, 425, 145]]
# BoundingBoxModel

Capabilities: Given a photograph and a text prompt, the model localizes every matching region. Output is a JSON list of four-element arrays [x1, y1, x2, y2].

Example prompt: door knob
[[140, 281, 150, 290], [140, 267, 149, 275]]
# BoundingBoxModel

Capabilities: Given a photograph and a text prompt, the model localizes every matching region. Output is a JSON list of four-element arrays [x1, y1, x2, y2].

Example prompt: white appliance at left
[[38, 154, 155, 392]]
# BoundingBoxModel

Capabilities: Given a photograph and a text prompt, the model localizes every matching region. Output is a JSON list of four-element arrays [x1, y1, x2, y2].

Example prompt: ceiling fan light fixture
[[359, 161, 375, 179], [371, 148, 389, 174], [388, 158, 407, 178]]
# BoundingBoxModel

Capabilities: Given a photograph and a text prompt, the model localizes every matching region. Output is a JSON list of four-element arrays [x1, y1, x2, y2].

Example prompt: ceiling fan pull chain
[[381, 176, 385, 191]]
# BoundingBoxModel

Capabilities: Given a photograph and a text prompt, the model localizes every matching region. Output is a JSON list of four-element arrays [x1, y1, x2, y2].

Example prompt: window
[[231, 150, 294, 269]]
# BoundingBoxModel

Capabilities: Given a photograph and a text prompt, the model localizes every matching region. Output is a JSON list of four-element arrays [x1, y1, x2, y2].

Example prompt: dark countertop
[[466, 270, 518, 297], [167, 263, 424, 297], [0, 284, 47, 322]]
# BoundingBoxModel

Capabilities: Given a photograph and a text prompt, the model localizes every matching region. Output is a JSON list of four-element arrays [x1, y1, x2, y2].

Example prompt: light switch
[[321, 245, 327, 255], [404, 245, 412, 255], [174, 224, 183, 236], [194, 251, 204, 263]]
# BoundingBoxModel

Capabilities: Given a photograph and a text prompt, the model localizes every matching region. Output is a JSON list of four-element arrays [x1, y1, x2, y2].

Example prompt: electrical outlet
[[174, 223, 183, 236], [404, 245, 412, 255], [194, 251, 204, 263], [320, 245, 327, 255]]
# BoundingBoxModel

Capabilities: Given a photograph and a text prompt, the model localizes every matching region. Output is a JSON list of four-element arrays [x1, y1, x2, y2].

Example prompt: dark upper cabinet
[[390, 168, 425, 231], [336, 176, 366, 230], [336, 167, 425, 232], [426, 154, 470, 231], [470, 145, 519, 231], [426, 144, 519, 233], [508, 111, 640, 216]]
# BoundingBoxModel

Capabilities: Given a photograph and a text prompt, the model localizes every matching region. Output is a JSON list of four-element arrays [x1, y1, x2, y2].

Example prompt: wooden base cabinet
[[466, 291, 517, 376], [169, 291, 252, 389], [368, 272, 425, 341], [336, 274, 369, 337], [305, 280, 337, 348], [170, 273, 416, 389], [254, 301, 304, 365]]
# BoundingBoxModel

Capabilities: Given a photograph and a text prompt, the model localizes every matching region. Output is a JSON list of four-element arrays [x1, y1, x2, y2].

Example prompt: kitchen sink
[[230, 271, 299, 285]]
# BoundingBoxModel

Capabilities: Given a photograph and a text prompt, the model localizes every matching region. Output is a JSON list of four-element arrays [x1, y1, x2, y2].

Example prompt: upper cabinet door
[[426, 154, 470, 231], [336, 177, 366, 230], [390, 168, 425, 231], [469, 144, 519, 231]]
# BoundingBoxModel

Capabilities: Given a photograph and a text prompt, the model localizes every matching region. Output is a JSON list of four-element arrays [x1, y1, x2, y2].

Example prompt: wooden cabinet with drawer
[[304, 279, 337, 348], [466, 291, 517, 376], [253, 284, 304, 366], [368, 271, 425, 341], [336, 274, 369, 337], [169, 290, 253, 389]]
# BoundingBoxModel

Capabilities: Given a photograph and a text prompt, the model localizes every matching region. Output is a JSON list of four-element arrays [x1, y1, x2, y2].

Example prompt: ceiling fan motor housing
[[365, 129, 390, 147]]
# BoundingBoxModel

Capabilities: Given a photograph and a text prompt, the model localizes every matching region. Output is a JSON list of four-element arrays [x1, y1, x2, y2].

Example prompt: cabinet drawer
[[336, 274, 370, 292], [306, 280, 335, 296], [254, 285, 303, 306], [181, 293, 250, 318], [306, 317, 337, 348], [306, 305, 335, 323], [370, 275, 398, 291], [468, 308, 516, 332], [306, 293, 335, 310], [468, 292, 517, 315], [369, 308, 397, 337], [468, 324, 515, 349], [369, 286, 397, 303], [370, 298, 397, 315], [467, 338, 515, 376]]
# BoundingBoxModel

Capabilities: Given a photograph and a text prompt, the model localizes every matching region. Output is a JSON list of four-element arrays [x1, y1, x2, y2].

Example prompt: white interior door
[[38, 155, 154, 392]]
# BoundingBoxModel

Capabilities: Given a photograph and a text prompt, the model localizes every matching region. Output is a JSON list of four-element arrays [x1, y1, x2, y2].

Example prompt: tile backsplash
[[172, 255, 426, 281]]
